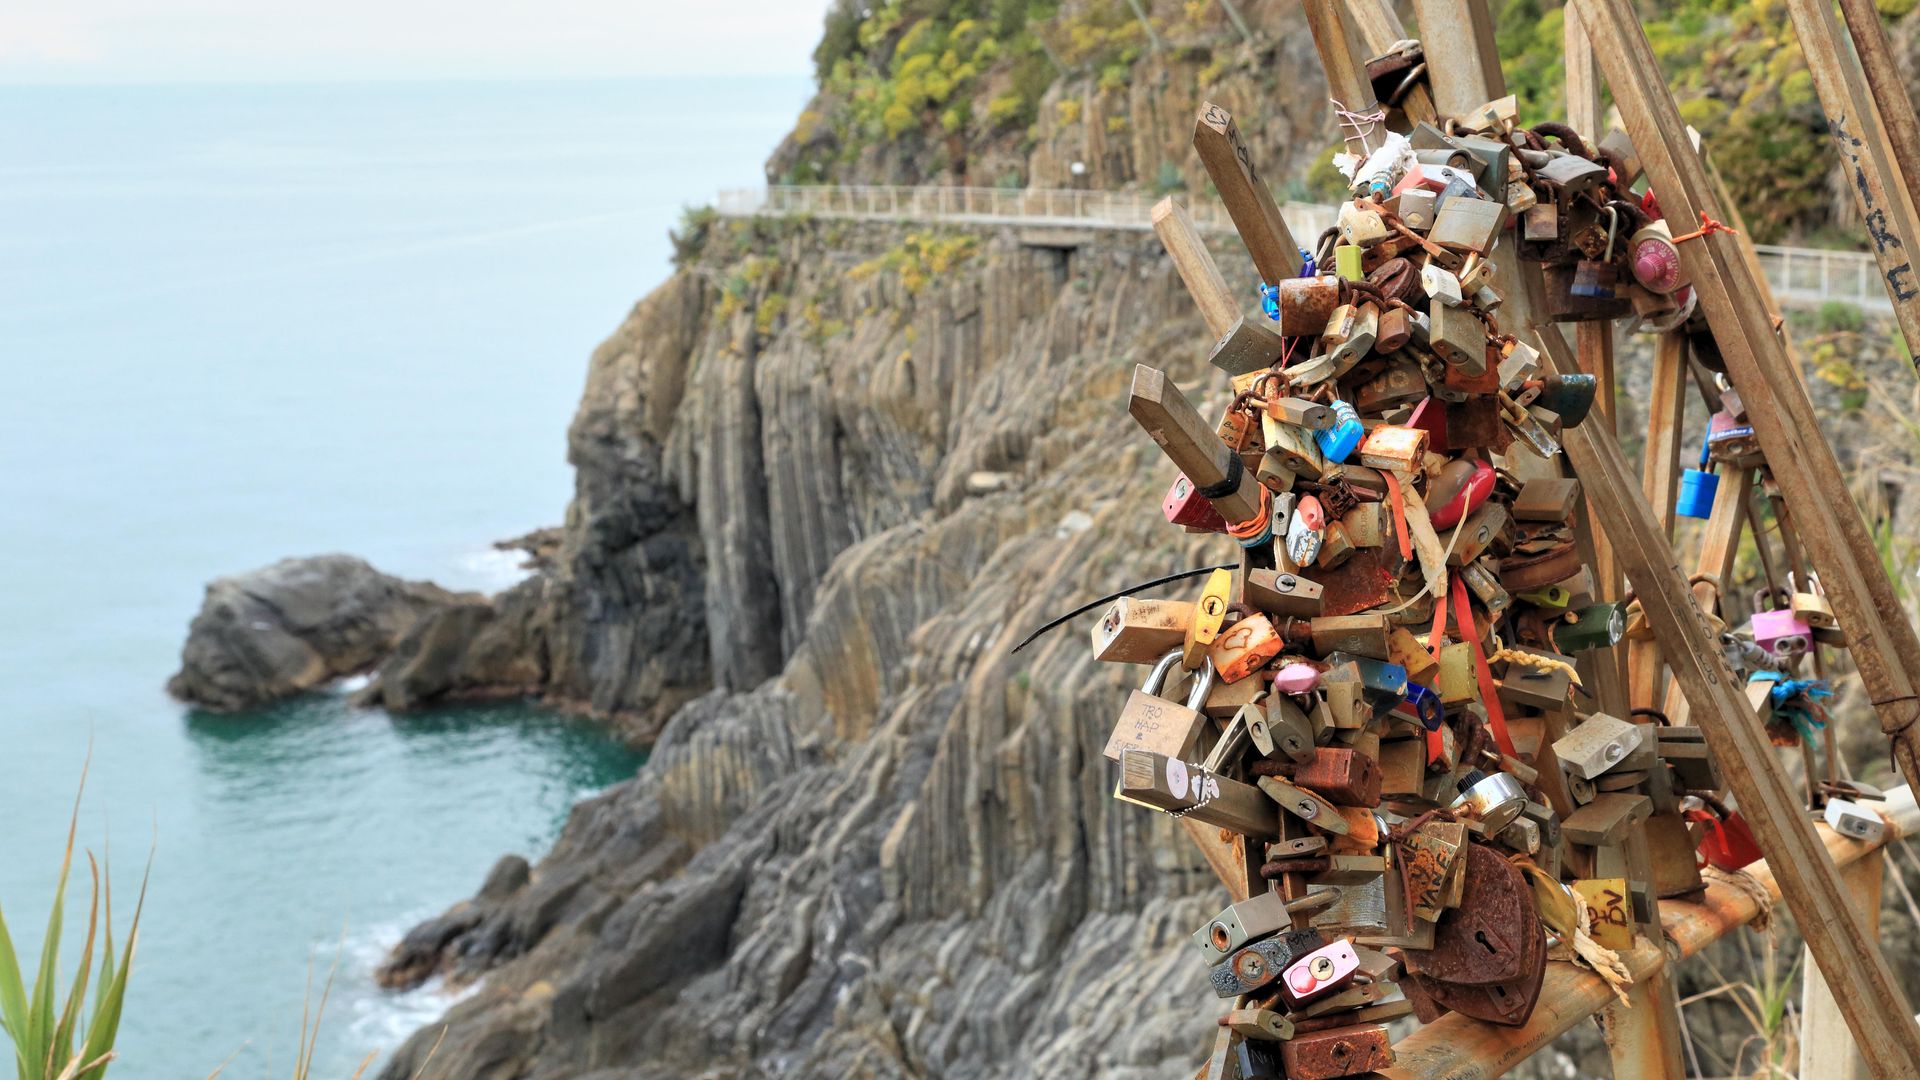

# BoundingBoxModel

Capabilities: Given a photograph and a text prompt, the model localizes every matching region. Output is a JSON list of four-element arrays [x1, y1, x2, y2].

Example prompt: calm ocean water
[[0, 77, 809, 1076]]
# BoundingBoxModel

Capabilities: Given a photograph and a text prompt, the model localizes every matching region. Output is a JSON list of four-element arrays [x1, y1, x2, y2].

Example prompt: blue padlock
[[1316, 399, 1364, 464], [1676, 441, 1717, 519]]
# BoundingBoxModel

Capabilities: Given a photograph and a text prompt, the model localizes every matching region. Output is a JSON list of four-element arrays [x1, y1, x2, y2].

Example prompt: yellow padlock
[[1184, 568, 1233, 669]]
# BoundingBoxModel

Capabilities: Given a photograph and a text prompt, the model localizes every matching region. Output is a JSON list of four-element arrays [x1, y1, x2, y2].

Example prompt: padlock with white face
[[1552, 713, 1645, 780], [1823, 798, 1887, 845], [1277, 938, 1360, 1007]]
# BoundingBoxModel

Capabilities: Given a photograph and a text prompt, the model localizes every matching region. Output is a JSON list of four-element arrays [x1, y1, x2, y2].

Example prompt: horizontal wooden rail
[[712, 185, 1890, 312], [1381, 785, 1920, 1079]]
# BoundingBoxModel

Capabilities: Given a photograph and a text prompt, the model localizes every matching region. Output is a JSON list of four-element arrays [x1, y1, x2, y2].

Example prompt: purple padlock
[[1751, 608, 1811, 658]]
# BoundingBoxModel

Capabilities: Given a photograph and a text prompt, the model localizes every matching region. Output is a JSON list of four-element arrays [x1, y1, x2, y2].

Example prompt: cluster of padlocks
[[1089, 94, 1760, 1078]]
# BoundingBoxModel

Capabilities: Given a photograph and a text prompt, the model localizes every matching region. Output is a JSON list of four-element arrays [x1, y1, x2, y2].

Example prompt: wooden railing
[[714, 185, 1889, 313]]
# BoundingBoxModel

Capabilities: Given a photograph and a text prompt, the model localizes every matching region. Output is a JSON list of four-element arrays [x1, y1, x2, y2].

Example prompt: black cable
[[1008, 562, 1237, 654]]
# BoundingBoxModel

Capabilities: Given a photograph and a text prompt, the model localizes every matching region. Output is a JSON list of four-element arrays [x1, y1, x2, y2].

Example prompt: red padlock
[[1689, 806, 1763, 871], [1163, 474, 1227, 532]]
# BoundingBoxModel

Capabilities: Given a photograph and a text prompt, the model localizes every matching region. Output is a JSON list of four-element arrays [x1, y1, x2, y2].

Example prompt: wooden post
[[1557, 10, 1920, 1068], [1838, 0, 1920, 271], [1192, 103, 1303, 284], [1340, 0, 1438, 126], [1580, 0, 1920, 807], [1782, 0, 1920, 362], [1564, 2, 1626, 696], [1151, 198, 1240, 338], [1800, 848, 1886, 1080], [1630, 332, 1689, 711], [1408, 0, 1504, 121], [1302, 0, 1379, 115], [1128, 365, 1264, 525]]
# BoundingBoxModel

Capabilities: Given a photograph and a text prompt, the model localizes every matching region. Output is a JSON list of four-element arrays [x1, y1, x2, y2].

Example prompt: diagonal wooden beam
[[1341, 0, 1437, 126], [1193, 103, 1303, 285], [1541, 326, 1910, 1070], [1152, 197, 1239, 338], [1303, 0, 1379, 115], [1571, 0, 1920, 811], [1784, 0, 1920, 365]]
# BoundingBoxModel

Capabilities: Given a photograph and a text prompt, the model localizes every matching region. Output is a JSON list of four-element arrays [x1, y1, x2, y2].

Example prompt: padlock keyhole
[[1475, 929, 1498, 954]]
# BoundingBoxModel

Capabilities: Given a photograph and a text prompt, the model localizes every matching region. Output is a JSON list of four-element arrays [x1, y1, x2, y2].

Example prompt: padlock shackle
[[1142, 649, 1183, 696]]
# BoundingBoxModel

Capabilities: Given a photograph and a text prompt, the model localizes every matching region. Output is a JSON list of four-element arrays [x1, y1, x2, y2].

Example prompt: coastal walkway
[[715, 184, 1891, 314]]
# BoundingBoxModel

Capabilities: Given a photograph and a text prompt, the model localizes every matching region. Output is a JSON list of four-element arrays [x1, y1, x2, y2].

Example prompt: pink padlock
[[1751, 608, 1811, 658], [1272, 662, 1321, 694], [1278, 938, 1359, 1007]]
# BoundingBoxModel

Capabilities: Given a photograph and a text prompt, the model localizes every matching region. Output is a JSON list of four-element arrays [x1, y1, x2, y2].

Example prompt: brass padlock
[[1100, 649, 1215, 761]]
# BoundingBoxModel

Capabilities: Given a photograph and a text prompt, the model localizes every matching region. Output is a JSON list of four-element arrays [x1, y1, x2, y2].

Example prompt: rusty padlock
[[1404, 843, 1540, 986], [1209, 927, 1327, 998]]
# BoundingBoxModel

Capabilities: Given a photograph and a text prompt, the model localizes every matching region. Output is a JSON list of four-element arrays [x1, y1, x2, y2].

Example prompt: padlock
[[1534, 152, 1608, 193], [1318, 520, 1356, 570], [1424, 458, 1495, 529], [1392, 189, 1439, 231], [1356, 424, 1428, 471], [1445, 502, 1509, 568], [1101, 649, 1216, 760], [1691, 805, 1764, 871], [1184, 568, 1233, 668], [1273, 276, 1344, 336], [1629, 218, 1687, 294], [1460, 560, 1512, 614], [1569, 206, 1621, 299], [1316, 400, 1365, 464], [1257, 775, 1348, 833], [1824, 798, 1888, 844], [1552, 713, 1645, 780], [1334, 243, 1365, 281], [1790, 576, 1836, 628], [1552, 602, 1626, 653], [1211, 612, 1284, 683], [1286, 747, 1383, 806], [1245, 569, 1324, 618], [1428, 301, 1484, 373], [1675, 449, 1718, 520], [1751, 607, 1812, 658], [1267, 395, 1336, 429], [1405, 842, 1541, 991], [1429, 195, 1506, 253], [1092, 597, 1194, 663], [1400, 820, 1468, 921], [1261, 694, 1317, 764], [1278, 1024, 1394, 1080], [1209, 927, 1327, 997], [1338, 202, 1390, 246], [1288, 494, 1327, 567], [1192, 890, 1333, 965], [1531, 372, 1599, 429], [1571, 879, 1634, 951], [1421, 262, 1465, 307], [1223, 1008, 1295, 1042], [1277, 938, 1360, 1007], [1309, 615, 1391, 660], [1263, 414, 1328, 479], [1450, 770, 1528, 833], [1163, 473, 1228, 531]]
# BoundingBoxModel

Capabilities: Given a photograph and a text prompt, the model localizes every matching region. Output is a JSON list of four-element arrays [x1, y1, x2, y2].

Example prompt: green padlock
[[1552, 601, 1626, 653], [1334, 243, 1364, 282], [1515, 584, 1572, 610]]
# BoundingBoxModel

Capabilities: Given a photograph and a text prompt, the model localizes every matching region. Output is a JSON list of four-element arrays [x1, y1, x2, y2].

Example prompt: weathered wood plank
[[1193, 103, 1302, 285], [1151, 197, 1239, 338], [1631, 332, 1688, 711], [1575, 0, 1920, 815], [1303, 0, 1379, 115], [1129, 364, 1264, 524], [1784, 0, 1920, 362]]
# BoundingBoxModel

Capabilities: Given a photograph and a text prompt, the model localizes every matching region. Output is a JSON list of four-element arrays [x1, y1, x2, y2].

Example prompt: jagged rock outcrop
[[167, 554, 474, 712]]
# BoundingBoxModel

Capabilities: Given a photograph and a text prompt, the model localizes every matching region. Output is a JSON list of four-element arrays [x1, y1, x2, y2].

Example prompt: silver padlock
[[1450, 770, 1528, 833], [1823, 798, 1887, 845], [1552, 713, 1645, 780]]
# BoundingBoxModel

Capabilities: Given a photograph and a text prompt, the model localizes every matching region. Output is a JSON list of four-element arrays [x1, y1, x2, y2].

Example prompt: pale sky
[[0, 0, 835, 83]]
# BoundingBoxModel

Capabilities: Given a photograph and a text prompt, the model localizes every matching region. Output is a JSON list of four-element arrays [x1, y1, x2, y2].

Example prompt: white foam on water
[[334, 673, 373, 694], [448, 547, 533, 593], [329, 914, 484, 1070]]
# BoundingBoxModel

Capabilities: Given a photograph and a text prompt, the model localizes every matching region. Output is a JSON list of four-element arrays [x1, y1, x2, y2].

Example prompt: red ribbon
[[1381, 470, 1413, 563], [1452, 581, 1518, 759]]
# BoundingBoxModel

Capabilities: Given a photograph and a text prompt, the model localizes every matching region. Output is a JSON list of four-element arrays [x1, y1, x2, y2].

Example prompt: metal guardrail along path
[[715, 185, 1890, 313]]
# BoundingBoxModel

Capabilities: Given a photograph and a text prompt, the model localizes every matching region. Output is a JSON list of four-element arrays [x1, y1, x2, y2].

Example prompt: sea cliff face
[[373, 211, 1268, 1078]]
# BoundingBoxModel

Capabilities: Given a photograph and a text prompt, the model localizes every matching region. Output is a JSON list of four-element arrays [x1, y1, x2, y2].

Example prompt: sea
[[0, 76, 811, 1077]]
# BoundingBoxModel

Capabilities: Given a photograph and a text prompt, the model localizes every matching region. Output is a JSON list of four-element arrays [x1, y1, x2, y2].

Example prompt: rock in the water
[[167, 554, 471, 712]]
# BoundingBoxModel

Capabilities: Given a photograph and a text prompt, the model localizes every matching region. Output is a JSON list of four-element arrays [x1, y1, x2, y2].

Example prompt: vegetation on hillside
[[784, 0, 1920, 245]]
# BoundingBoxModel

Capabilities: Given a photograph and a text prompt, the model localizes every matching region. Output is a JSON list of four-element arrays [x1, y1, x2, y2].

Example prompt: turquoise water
[[0, 78, 809, 1076]]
